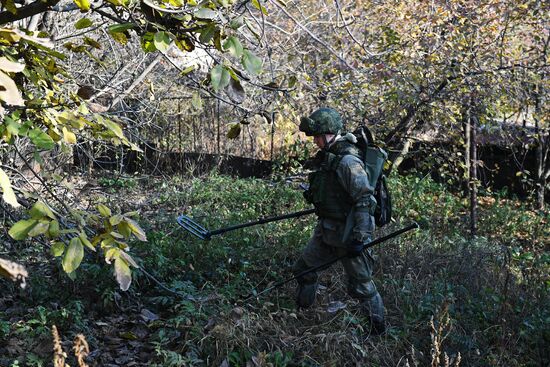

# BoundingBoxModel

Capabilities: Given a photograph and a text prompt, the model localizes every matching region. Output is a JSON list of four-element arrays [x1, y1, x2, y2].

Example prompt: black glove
[[347, 239, 364, 258]]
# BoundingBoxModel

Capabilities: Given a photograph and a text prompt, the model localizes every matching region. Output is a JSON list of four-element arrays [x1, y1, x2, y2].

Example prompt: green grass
[[1, 171, 548, 366]]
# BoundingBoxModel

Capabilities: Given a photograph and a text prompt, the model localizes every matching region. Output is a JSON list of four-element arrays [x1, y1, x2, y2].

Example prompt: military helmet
[[299, 108, 343, 136]]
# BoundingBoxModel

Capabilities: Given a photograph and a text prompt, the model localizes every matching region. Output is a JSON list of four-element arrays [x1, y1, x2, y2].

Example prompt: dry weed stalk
[[74, 334, 90, 367], [430, 303, 461, 367], [52, 325, 67, 367]]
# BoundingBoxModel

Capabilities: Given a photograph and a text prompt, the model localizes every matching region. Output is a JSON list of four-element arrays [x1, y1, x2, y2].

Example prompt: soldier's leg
[[292, 225, 338, 308], [341, 249, 385, 335]]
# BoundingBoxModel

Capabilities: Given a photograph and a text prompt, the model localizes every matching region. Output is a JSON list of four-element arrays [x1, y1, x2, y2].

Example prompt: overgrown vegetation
[[1, 171, 547, 366]]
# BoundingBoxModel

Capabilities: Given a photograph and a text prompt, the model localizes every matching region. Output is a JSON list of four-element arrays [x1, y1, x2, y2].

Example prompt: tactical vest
[[305, 140, 362, 221]]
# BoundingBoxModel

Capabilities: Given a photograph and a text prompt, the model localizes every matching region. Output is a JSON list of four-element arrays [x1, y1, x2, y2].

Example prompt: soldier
[[293, 107, 386, 335]]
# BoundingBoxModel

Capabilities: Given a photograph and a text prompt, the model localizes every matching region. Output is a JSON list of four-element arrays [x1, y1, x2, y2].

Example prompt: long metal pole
[[209, 209, 315, 237], [240, 222, 419, 302]]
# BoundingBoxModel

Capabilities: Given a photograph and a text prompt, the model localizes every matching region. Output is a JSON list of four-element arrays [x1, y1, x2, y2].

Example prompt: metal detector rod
[[209, 208, 316, 237], [241, 222, 419, 303]]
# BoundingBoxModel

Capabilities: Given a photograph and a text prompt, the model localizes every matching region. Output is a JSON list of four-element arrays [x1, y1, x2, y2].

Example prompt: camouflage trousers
[[292, 219, 380, 302]]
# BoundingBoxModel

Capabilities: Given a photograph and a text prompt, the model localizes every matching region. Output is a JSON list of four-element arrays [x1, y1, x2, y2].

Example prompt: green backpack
[[351, 126, 393, 227]]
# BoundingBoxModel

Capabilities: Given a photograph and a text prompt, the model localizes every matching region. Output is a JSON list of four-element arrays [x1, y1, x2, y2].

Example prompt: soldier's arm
[[336, 155, 376, 242]]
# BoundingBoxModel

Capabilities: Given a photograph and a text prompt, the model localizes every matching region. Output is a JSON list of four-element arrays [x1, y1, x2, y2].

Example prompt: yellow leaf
[[124, 217, 147, 241], [0, 167, 20, 208], [73, 0, 91, 11], [114, 256, 132, 291], [62, 127, 77, 144], [97, 204, 111, 217]]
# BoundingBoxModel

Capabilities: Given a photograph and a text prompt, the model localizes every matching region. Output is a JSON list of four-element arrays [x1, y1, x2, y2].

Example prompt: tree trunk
[[463, 106, 471, 196], [469, 105, 478, 237], [534, 91, 547, 210]]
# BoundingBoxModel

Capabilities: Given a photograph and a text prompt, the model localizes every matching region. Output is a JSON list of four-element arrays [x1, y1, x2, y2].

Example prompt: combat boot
[[296, 282, 318, 308], [360, 293, 386, 335]]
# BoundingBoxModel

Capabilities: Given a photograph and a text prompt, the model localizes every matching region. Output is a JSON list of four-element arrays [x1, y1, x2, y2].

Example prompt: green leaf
[[175, 36, 194, 52], [191, 92, 202, 110], [140, 32, 156, 52], [114, 256, 132, 291], [97, 204, 111, 217], [1, 0, 17, 14], [118, 221, 131, 238], [0, 167, 19, 208], [28, 221, 49, 237], [83, 37, 102, 49], [124, 218, 147, 241], [288, 75, 297, 88], [210, 65, 231, 92], [241, 50, 262, 75], [110, 32, 128, 45], [108, 23, 134, 34], [48, 220, 60, 238], [62, 237, 84, 273], [75, 18, 93, 29], [227, 123, 241, 139], [8, 219, 38, 240], [29, 201, 55, 219], [79, 232, 95, 251], [195, 8, 218, 19], [101, 118, 125, 139], [73, 0, 90, 11], [199, 23, 217, 44], [222, 36, 243, 58], [109, 214, 123, 226], [29, 128, 55, 150], [153, 31, 171, 53], [51, 242, 65, 257]]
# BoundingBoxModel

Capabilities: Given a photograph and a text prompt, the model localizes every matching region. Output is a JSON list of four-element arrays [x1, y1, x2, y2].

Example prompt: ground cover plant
[[1, 171, 548, 366]]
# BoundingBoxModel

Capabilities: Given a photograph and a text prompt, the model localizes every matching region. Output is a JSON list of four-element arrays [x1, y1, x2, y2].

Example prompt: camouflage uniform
[[294, 108, 385, 334]]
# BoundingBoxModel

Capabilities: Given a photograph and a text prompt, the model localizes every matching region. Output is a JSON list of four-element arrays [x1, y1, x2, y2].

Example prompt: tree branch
[[0, 0, 59, 26]]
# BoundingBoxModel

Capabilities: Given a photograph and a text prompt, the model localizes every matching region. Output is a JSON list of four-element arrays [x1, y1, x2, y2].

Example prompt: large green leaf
[[29, 201, 55, 219], [114, 256, 132, 291], [62, 237, 84, 273], [210, 65, 231, 92], [241, 50, 262, 75], [153, 32, 171, 53], [222, 36, 243, 58], [0, 167, 19, 208], [29, 128, 55, 150], [8, 219, 37, 240]]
